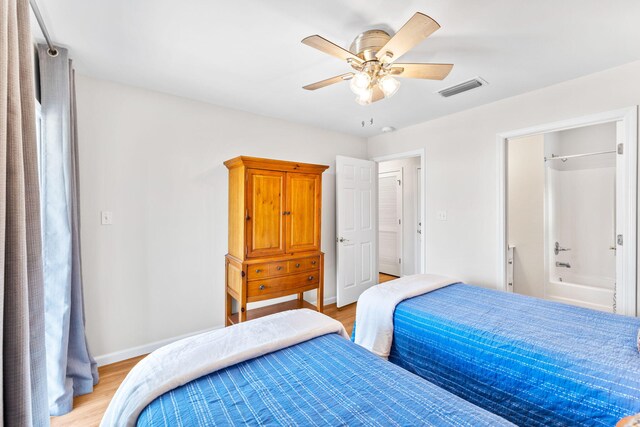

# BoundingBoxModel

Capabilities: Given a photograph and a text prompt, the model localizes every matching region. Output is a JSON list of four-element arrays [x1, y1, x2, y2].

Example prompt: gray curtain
[[1, 0, 49, 425], [37, 45, 98, 416]]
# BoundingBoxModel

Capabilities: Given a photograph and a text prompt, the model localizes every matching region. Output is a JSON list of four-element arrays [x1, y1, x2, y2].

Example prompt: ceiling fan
[[301, 12, 453, 105]]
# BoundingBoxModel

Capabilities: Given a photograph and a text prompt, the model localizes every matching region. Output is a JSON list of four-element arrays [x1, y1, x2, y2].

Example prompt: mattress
[[388, 283, 640, 426], [137, 332, 513, 426]]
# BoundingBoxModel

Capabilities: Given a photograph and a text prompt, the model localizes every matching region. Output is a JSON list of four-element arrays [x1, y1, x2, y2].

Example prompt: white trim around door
[[496, 106, 638, 316]]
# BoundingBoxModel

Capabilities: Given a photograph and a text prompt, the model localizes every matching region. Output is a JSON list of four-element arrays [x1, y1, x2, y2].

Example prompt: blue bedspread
[[138, 332, 513, 426], [388, 284, 640, 426]]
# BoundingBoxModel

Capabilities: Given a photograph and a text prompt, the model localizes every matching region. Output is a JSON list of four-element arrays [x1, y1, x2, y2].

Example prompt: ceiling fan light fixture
[[302, 12, 453, 105], [355, 88, 373, 105], [379, 75, 400, 98], [350, 71, 371, 95]]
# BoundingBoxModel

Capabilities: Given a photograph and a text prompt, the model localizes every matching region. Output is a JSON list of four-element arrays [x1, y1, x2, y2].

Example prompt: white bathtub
[[546, 272, 615, 313]]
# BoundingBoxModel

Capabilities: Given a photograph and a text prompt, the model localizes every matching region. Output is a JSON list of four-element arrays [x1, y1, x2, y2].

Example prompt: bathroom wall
[[507, 135, 546, 298]]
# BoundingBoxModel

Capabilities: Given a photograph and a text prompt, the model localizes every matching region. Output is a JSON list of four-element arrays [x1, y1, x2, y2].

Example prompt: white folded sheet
[[354, 274, 459, 358], [101, 309, 348, 427]]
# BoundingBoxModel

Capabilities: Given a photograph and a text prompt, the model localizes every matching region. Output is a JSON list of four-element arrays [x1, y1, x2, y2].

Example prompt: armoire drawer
[[248, 271, 319, 298], [246, 261, 289, 280], [246, 263, 271, 280], [288, 256, 320, 273]]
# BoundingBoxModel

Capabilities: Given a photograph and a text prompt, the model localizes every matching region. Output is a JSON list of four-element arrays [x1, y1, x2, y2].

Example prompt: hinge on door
[[399, 258, 402, 264], [397, 179, 401, 186], [618, 143, 624, 155], [617, 234, 623, 246], [398, 219, 401, 225]]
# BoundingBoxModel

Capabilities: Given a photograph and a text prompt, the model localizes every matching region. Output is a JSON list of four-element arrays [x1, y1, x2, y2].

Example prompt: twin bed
[[103, 309, 512, 427], [136, 333, 510, 427], [103, 275, 640, 426], [354, 275, 640, 426], [388, 284, 640, 426]]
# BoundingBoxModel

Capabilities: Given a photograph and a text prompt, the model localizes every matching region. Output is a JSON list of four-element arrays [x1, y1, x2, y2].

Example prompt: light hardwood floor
[[50, 301, 357, 427], [379, 273, 399, 283]]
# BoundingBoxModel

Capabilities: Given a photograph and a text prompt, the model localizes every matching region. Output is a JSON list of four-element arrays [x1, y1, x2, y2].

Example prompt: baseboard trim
[[95, 296, 337, 367], [305, 296, 337, 306], [95, 325, 224, 367]]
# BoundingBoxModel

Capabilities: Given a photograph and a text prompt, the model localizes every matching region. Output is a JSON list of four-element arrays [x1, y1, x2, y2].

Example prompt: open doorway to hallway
[[377, 155, 422, 280]]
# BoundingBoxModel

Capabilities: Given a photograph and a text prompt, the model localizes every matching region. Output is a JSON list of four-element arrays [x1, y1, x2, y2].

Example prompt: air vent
[[438, 77, 487, 98]]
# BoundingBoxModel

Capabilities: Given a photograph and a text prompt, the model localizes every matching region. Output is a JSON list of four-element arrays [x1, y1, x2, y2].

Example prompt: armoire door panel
[[286, 173, 321, 252], [246, 169, 285, 257]]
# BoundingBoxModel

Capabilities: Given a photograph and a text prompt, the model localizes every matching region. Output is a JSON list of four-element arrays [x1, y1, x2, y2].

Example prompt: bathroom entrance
[[499, 108, 637, 316], [509, 124, 616, 311]]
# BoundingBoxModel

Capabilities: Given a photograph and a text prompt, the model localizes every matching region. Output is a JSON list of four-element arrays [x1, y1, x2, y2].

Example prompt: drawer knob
[[295, 263, 301, 268], [259, 285, 266, 290], [276, 266, 282, 271], [311, 260, 316, 265], [308, 276, 314, 281], [255, 269, 262, 273]]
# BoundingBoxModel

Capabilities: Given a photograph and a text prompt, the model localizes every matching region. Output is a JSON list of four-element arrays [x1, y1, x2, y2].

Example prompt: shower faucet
[[554, 242, 571, 256], [555, 262, 571, 268]]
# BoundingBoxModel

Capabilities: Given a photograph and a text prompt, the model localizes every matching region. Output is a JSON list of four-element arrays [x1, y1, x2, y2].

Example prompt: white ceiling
[[33, 0, 640, 137]]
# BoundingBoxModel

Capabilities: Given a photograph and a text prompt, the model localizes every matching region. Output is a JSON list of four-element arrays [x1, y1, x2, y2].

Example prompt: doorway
[[498, 107, 637, 316], [377, 157, 421, 279]]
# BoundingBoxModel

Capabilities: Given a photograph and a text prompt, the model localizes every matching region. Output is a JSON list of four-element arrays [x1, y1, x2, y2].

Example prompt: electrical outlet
[[101, 211, 113, 225], [437, 210, 447, 221]]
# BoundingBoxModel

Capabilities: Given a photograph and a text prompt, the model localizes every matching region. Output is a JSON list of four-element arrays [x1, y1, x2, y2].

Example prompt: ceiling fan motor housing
[[350, 30, 391, 61]]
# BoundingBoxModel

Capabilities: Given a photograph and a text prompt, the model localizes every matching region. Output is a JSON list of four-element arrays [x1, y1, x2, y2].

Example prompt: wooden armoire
[[224, 156, 328, 325]]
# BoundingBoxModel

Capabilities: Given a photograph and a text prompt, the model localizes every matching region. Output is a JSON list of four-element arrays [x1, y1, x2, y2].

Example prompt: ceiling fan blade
[[303, 73, 354, 91], [376, 13, 440, 63], [302, 35, 362, 64], [371, 86, 385, 103], [390, 63, 453, 80]]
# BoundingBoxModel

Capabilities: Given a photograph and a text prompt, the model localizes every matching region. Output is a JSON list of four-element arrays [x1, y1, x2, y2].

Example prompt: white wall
[[378, 157, 421, 276], [367, 60, 640, 315], [507, 135, 545, 298], [549, 167, 616, 286], [545, 122, 617, 170], [76, 75, 367, 361]]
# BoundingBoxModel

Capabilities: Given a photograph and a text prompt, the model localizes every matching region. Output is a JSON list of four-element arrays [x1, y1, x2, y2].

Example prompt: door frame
[[496, 106, 638, 316], [372, 148, 427, 277], [416, 165, 423, 274]]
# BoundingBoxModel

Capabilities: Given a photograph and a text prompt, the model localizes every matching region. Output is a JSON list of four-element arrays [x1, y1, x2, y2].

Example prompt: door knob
[[338, 237, 350, 243]]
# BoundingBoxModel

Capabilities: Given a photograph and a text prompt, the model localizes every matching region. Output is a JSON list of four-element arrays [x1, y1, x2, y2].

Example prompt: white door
[[416, 166, 423, 272], [378, 170, 402, 276], [336, 156, 377, 307]]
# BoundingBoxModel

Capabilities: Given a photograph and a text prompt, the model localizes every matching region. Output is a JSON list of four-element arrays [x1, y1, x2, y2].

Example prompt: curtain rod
[[544, 149, 616, 162], [29, 0, 58, 56]]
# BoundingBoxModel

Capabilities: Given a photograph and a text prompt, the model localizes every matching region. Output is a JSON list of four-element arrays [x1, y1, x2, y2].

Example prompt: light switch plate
[[101, 211, 113, 225], [437, 210, 447, 221]]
